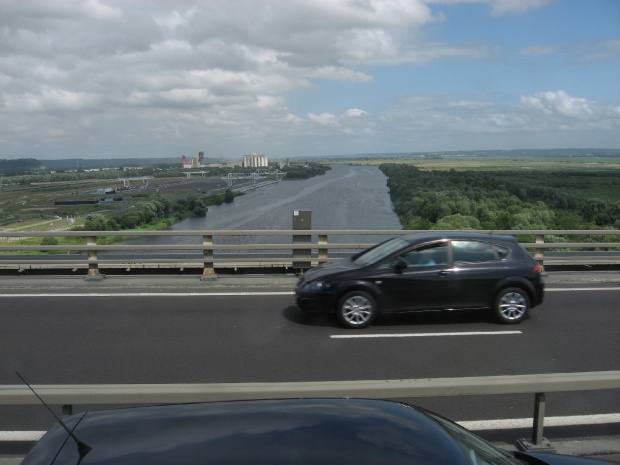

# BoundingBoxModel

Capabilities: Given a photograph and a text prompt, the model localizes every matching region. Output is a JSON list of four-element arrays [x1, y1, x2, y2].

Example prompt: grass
[[328, 156, 620, 172]]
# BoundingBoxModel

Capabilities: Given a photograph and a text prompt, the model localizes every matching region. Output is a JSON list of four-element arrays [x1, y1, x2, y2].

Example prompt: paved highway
[[1, 272, 619, 454]]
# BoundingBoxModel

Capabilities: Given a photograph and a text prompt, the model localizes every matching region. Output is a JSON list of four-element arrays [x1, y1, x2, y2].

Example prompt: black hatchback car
[[295, 232, 544, 328], [21, 398, 613, 465]]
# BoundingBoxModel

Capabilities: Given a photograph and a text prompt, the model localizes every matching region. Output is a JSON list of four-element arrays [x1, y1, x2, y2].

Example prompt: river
[[119, 164, 402, 252], [176, 164, 401, 232]]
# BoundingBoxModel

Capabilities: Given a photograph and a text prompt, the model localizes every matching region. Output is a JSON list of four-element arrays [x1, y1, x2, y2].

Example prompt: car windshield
[[425, 411, 518, 465], [352, 237, 409, 267]]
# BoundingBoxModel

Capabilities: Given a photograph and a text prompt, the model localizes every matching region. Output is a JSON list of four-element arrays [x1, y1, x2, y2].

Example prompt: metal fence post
[[62, 404, 73, 418], [293, 210, 312, 270], [201, 234, 217, 280], [318, 234, 328, 263], [535, 234, 545, 270], [85, 236, 103, 280], [517, 392, 555, 452], [532, 392, 546, 445]]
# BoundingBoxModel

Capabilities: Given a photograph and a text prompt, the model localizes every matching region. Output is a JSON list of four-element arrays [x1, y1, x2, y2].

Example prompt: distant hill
[[41, 158, 183, 171], [0, 158, 46, 175], [320, 148, 619, 159]]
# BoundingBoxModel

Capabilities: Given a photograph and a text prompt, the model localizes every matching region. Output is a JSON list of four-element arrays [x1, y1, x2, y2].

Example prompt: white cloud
[[521, 90, 594, 119], [308, 112, 340, 127], [342, 108, 367, 118]]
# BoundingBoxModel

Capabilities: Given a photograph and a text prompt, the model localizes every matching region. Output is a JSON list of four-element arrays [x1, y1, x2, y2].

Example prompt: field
[[328, 154, 620, 170], [0, 176, 232, 233], [327, 155, 620, 202]]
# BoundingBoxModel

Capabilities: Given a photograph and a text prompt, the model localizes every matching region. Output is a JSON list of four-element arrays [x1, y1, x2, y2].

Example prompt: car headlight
[[302, 281, 330, 292]]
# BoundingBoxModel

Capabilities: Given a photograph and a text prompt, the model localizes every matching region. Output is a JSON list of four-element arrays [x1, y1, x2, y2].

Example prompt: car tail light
[[533, 264, 541, 273]]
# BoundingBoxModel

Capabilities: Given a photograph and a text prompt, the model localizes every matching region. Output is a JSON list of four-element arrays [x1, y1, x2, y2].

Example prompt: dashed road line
[[331, 331, 522, 339], [546, 287, 620, 292]]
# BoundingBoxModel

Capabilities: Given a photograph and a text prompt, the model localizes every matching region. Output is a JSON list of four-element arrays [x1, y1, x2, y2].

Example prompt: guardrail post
[[201, 234, 217, 281], [292, 210, 312, 270], [517, 392, 555, 452], [535, 234, 545, 270], [318, 234, 328, 263], [532, 392, 546, 445], [85, 236, 103, 281], [62, 404, 73, 417]]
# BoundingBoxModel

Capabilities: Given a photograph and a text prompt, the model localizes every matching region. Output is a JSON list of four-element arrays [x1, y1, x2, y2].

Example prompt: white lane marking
[[331, 331, 522, 339], [0, 292, 295, 297], [0, 431, 45, 441], [546, 287, 620, 292], [3, 412, 619, 441], [459, 413, 620, 431], [0, 288, 617, 298]]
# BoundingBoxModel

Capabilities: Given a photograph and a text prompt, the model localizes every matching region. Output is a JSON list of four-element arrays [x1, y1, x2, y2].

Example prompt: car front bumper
[[295, 288, 335, 313]]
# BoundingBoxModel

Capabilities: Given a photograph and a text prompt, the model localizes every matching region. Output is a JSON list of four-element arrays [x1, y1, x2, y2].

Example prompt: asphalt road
[[1, 272, 619, 460]]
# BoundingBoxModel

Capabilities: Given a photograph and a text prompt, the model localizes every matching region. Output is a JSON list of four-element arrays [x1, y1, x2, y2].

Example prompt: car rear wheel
[[494, 287, 529, 324], [337, 291, 378, 329]]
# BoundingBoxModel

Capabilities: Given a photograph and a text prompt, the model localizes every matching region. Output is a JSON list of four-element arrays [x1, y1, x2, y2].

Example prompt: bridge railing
[[2, 371, 619, 449], [0, 229, 618, 279]]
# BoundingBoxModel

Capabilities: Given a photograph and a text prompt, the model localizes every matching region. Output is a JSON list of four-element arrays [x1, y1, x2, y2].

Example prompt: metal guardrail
[[2, 371, 619, 448], [0, 229, 619, 279]]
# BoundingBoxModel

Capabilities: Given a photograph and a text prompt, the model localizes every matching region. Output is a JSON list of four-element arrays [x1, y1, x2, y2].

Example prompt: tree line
[[81, 190, 235, 231], [284, 163, 331, 179], [380, 164, 620, 233]]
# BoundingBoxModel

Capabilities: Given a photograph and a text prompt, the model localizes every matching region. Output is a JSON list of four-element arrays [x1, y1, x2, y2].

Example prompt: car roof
[[400, 231, 518, 245], [23, 398, 470, 465]]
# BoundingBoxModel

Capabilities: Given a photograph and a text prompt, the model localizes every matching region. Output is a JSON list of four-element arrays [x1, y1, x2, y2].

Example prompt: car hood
[[298, 257, 357, 283], [21, 399, 468, 465]]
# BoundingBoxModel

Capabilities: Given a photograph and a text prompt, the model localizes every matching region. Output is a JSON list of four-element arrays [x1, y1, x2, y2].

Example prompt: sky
[[0, 0, 619, 161]]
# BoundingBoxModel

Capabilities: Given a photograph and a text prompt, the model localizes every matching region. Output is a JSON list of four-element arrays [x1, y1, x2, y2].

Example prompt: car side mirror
[[393, 259, 407, 273]]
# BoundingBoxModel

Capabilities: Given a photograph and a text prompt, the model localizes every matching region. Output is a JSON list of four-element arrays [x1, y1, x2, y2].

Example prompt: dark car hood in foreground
[[22, 399, 614, 465], [23, 399, 468, 465]]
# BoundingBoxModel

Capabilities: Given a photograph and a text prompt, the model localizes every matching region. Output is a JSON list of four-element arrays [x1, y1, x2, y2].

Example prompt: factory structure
[[182, 152, 269, 169], [182, 152, 207, 168], [242, 153, 268, 168]]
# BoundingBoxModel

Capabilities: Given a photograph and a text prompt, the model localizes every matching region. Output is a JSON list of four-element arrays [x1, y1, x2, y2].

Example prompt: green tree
[[83, 213, 107, 231], [40, 237, 58, 246], [194, 198, 208, 216], [435, 214, 480, 230], [224, 188, 235, 204]]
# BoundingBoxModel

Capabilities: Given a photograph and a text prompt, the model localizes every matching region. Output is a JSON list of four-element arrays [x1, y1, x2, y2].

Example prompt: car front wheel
[[494, 287, 530, 324], [337, 291, 378, 329]]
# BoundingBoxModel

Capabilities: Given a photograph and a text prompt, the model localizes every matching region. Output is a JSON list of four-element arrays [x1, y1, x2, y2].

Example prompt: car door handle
[[438, 271, 449, 277]]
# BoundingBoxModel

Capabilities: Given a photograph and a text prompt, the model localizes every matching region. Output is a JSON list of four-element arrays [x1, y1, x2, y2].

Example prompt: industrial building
[[181, 152, 268, 169], [242, 153, 268, 168]]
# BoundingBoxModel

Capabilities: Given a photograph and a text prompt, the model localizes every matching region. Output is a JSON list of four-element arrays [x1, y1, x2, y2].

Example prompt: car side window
[[495, 245, 509, 259], [452, 241, 497, 264], [401, 243, 447, 267]]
